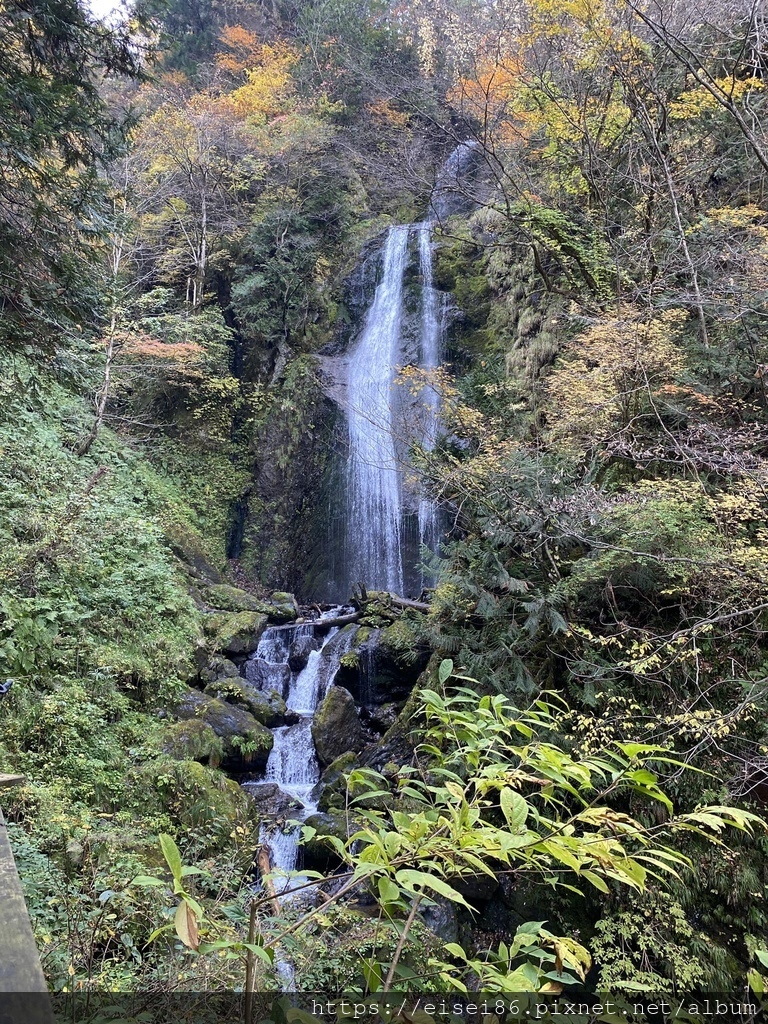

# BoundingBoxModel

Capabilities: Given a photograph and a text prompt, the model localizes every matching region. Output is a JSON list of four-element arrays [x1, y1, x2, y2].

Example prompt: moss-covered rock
[[164, 519, 224, 584], [199, 654, 240, 685], [174, 687, 273, 770], [312, 751, 358, 811], [156, 759, 257, 832], [203, 678, 287, 727], [311, 685, 367, 769], [203, 611, 268, 655], [204, 584, 268, 612], [334, 624, 427, 707], [269, 592, 300, 622], [162, 718, 224, 766]]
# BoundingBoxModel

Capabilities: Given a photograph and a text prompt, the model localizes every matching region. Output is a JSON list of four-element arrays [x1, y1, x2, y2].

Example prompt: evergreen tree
[[0, 0, 139, 357]]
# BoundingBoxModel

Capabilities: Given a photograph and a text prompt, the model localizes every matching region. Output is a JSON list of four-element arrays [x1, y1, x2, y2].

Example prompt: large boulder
[[203, 584, 270, 612], [269, 592, 300, 623], [165, 521, 223, 584], [311, 685, 367, 769], [174, 688, 273, 771], [203, 611, 268, 656], [202, 585, 300, 623], [147, 759, 256, 836], [204, 678, 287, 728], [242, 781, 301, 818], [244, 657, 291, 697]]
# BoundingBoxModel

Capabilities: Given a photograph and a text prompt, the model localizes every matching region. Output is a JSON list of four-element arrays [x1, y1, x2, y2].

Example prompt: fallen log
[[387, 594, 430, 612], [313, 610, 363, 628]]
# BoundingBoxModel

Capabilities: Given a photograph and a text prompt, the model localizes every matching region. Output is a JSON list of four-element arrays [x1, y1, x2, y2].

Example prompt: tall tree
[[0, 0, 139, 357]]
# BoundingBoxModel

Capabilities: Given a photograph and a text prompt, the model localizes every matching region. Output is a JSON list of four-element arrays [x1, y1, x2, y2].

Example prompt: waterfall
[[346, 225, 410, 596], [244, 616, 355, 901], [344, 221, 444, 597], [339, 144, 479, 597], [416, 222, 443, 565]]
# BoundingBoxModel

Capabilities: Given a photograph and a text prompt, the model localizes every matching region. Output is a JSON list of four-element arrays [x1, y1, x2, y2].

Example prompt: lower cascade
[[243, 612, 355, 902]]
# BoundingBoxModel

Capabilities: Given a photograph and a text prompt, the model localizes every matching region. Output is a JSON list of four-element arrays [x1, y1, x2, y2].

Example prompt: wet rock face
[[335, 628, 427, 707], [288, 634, 321, 673], [174, 688, 274, 772], [311, 685, 367, 769], [419, 899, 458, 944], [242, 781, 301, 818], [244, 657, 291, 697], [361, 702, 399, 735], [302, 810, 350, 873]]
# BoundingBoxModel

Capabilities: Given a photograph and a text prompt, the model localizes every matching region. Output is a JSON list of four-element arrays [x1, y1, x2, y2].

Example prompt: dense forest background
[[2, 0, 768, 1011]]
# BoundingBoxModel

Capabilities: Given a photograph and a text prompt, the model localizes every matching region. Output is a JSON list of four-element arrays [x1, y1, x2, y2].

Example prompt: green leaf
[[443, 942, 467, 959], [146, 923, 174, 943], [580, 870, 610, 893], [130, 875, 165, 888], [394, 869, 472, 908], [438, 659, 454, 684], [500, 788, 528, 833], [159, 834, 183, 885], [378, 876, 401, 904], [362, 957, 382, 993], [243, 942, 274, 964]]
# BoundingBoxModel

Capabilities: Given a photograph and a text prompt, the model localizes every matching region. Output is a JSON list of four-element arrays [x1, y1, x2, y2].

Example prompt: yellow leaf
[[175, 900, 200, 951]]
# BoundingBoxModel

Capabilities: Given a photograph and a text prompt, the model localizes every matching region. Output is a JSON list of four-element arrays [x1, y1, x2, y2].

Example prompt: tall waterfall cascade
[[244, 143, 480, 926], [346, 225, 411, 596], [342, 140, 480, 598]]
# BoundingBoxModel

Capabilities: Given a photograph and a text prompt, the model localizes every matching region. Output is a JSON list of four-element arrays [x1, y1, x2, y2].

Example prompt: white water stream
[[346, 225, 410, 595], [343, 143, 482, 595], [244, 617, 354, 902]]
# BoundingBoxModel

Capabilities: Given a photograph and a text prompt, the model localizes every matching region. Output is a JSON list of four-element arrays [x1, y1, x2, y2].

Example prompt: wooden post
[[0, 774, 55, 1023], [257, 845, 281, 917]]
